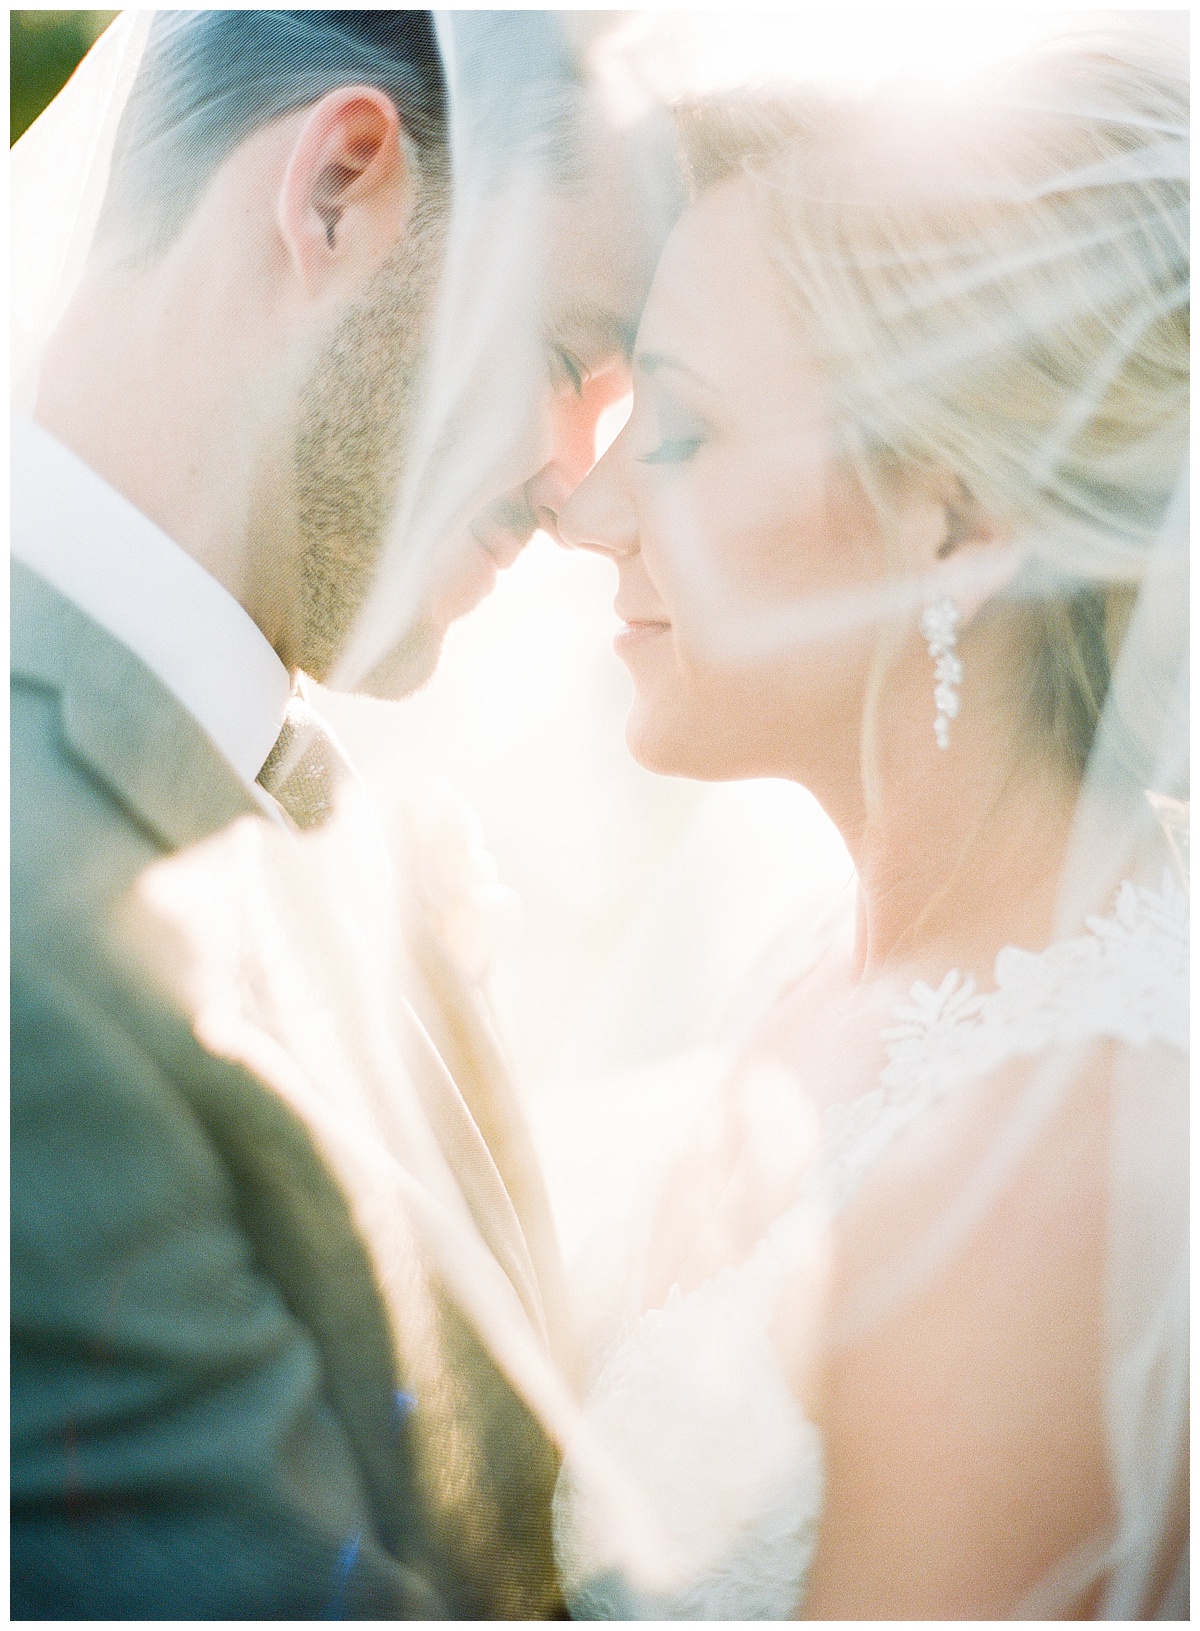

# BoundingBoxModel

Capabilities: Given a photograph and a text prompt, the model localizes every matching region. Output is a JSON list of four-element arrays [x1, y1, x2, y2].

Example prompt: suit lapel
[[12, 560, 262, 849]]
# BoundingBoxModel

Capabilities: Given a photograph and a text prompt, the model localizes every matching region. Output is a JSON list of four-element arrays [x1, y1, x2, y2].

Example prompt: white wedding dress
[[552, 872, 1188, 1620]]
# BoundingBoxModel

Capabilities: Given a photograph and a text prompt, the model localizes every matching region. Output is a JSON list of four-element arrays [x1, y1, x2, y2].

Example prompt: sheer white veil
[[335, 9, 587, 692], [12, 10, 1187, 1620], [12, 10, 152, 406]]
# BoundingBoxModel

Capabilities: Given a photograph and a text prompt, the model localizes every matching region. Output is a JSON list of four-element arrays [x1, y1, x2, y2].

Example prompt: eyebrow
[[546, 305, 639, 364], [633, 350, 715, 391]]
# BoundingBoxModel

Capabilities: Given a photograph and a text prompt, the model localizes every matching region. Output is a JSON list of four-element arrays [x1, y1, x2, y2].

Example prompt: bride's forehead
[[639, 183, 796, 357], [655, 179, 775, 302]]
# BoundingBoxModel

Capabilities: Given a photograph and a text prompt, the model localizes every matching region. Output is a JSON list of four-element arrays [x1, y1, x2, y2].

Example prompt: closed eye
[[554, 347, 588, 397], [637, 437, 704, 465]]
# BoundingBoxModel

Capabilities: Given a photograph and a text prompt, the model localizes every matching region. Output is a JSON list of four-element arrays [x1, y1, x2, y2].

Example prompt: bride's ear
[[276, 85, 409, 296], [899, 467, 1024, 625]]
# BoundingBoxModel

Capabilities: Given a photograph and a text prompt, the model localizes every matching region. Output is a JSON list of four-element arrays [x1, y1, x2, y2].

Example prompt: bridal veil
[[12, 10, 1187, 1618]]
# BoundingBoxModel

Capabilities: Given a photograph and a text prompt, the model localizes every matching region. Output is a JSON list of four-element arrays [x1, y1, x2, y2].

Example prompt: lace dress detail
[[552, 873, 1188, 1619]]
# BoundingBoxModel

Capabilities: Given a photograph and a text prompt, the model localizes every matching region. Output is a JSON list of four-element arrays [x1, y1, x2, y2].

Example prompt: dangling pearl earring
[[918, 596, 962, 750]]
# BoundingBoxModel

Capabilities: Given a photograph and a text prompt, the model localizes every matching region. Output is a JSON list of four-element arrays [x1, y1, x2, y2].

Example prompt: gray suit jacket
[[11, 560, 570, 1620]]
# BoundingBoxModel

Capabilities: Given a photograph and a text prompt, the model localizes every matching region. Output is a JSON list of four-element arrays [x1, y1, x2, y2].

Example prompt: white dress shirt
[[11, 415, 291, 794]]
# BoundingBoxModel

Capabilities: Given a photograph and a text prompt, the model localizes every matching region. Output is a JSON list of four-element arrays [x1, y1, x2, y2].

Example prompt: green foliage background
[[11, 10, 118, 144]]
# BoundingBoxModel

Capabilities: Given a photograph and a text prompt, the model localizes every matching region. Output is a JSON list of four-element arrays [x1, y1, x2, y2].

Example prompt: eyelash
[[556, 349, 588, 397], [638, 436, 704, 465]]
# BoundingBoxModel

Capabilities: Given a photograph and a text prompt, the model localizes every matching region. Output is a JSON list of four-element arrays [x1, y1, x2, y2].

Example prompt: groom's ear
[[276, 86, 410, 296]]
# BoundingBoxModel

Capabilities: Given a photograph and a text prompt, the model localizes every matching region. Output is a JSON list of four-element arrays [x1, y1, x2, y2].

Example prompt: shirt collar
[[11, 415, 291, 785]]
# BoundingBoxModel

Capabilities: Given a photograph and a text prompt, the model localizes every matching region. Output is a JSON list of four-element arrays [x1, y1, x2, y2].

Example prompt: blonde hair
[[675, 32, 1188, 784]]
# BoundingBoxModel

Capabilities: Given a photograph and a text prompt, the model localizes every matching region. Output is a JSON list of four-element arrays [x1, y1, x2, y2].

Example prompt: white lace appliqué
[[823, 870, 1189, 1212], [554, 873, 1188, 1620]]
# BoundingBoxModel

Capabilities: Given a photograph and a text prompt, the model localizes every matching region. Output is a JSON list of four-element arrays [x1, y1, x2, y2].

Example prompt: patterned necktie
[[256, 693, 355, 830]]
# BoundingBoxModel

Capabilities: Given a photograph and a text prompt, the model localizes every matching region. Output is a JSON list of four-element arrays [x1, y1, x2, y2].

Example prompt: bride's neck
[[843, 752, 1081, 984]]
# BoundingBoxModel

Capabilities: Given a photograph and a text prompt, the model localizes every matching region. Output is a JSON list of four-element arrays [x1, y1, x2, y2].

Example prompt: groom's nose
[[521, 461, 577, 545], [471, 369, 630, 557], [529, 367, 629, 543], [470, 462, 574, 563]]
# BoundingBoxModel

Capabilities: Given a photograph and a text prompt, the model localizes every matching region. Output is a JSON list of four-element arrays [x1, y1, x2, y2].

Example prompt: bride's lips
[[614, 615, 672, 654]]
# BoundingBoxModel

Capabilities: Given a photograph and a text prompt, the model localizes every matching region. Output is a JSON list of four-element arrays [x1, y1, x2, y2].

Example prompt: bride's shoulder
[[814, 876, 1189, 1454], [801, 1042, 1118, 1616], [857, 870, 1188, 1231], [878, 868, 1187, 1107], [802, 981, 1186, 1616], [985, 868, 1188, 1054]]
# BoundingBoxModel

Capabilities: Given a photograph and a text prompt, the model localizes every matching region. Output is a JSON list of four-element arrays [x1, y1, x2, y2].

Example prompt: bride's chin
[[626, 688, 801, 783], [625, 700, 717, 781]]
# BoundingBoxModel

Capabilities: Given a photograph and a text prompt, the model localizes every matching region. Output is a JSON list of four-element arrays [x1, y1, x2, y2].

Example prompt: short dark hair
[[100, 10, 448, 255]]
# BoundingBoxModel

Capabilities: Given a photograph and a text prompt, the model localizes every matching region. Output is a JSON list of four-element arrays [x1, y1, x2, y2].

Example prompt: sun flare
[[591, 8, 1162, 123]]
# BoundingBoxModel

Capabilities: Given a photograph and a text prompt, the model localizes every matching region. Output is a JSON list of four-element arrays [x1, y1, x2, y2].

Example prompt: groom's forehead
[[540, 163, 672, 370]]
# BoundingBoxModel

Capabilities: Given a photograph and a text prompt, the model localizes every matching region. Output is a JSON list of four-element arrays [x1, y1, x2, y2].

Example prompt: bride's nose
[[557, 453, 639, 559]]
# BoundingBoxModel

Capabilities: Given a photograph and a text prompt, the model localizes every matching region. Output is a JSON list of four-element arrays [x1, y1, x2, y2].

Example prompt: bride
[[550, 30, 1187, 1620]]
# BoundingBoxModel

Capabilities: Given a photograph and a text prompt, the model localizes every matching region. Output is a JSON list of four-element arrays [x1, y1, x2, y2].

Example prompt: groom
[[12, 11, 659, 1619]]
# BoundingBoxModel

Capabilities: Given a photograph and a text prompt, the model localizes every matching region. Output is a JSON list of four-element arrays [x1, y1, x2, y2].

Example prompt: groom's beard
[[291, 175, 448, 684], [361, 616, 447, 699]]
